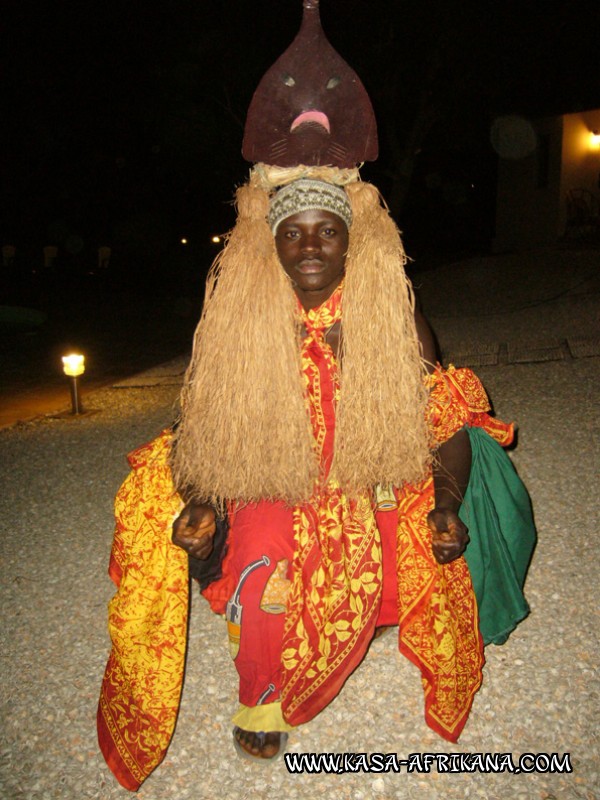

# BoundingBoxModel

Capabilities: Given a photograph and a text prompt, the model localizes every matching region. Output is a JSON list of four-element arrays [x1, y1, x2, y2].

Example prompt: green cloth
[[461, 427, 536, 646]]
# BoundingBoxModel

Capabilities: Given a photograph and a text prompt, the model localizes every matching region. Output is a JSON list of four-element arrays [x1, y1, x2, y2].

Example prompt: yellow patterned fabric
[[97, 431, 187, 791], [283, 489, 383, 722], [396, 477, 483, 739], [427, 364, 514, 447], [392, 364, 512, 739]]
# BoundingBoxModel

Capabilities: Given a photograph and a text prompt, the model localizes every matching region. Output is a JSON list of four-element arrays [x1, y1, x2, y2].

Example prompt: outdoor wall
[[559, 109, 600, 233], [493, 116, 563, 252]]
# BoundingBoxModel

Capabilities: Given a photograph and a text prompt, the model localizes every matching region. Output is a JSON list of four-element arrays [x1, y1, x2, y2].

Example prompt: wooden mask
[[242, 0, 378, 167]]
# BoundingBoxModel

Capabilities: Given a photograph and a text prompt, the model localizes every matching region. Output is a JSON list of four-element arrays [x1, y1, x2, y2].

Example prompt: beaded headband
[[268, 179, 353, 234]]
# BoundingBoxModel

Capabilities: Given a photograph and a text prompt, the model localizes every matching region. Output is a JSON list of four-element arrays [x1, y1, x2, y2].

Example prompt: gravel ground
[[1, 246, 599, 800]]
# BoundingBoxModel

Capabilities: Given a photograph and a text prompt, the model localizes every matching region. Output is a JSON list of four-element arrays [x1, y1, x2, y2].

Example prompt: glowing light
[[181, 238, 188, 245], [590, 130, 600, 149], [62, 353, 85, 377], [211, 235, 221, 244]]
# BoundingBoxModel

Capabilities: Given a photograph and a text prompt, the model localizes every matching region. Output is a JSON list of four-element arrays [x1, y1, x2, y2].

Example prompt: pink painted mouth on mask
[[290, 110, 331, 133]]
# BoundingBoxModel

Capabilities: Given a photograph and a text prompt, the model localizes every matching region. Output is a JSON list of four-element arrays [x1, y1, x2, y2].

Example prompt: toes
[[260, 733, 281, 758], [236, 728, 258, 755], [234, 727, 281, 758]]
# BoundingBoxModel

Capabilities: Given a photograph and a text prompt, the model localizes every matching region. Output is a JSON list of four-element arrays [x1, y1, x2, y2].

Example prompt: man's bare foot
[[233, 727, 287, 761]]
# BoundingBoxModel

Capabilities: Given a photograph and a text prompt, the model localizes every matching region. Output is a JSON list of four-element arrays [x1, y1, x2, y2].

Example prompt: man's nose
[[301, 233, 321, 252]]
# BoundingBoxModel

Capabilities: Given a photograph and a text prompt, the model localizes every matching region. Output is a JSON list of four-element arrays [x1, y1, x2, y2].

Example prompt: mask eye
[[283, 74, 296, 87], [326, 76, 341, 89]]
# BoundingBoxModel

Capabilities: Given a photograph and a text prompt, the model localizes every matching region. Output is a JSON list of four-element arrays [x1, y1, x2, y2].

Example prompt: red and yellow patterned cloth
[[282, 284, 384, 723], [97, 285, 514, 790], [97, 434, 187, 791]]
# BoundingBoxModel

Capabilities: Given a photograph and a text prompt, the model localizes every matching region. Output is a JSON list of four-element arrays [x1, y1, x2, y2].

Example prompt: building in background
[[493, 107, 600, 251]]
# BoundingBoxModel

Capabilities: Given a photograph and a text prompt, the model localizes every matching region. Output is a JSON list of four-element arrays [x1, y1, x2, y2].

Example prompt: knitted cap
[[268, 179, 353, 234]]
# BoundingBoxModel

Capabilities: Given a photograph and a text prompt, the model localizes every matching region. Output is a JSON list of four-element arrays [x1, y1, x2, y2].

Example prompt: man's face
[[274, 208, 349, 310]]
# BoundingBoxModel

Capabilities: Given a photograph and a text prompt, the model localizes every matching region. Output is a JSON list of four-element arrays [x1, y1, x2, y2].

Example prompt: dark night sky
[[2, 0, 599, 265]]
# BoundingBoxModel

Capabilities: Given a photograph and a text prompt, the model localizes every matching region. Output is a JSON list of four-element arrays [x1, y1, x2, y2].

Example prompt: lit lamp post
[[62, 353, 85, 414]]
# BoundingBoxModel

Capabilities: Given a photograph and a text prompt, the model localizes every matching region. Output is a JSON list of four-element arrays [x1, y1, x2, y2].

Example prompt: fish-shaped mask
[[242, 0, 378, 167]]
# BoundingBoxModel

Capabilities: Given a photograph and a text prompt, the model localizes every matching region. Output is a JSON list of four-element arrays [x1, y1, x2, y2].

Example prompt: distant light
[[62, 353, 85, 377], [211, 235, 221, 244], [180, 238, 188, 245]]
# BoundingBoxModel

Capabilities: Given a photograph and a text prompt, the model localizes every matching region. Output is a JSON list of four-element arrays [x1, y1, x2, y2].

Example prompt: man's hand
[[427, 507, 469, 565], [172, 502, 217, 560]]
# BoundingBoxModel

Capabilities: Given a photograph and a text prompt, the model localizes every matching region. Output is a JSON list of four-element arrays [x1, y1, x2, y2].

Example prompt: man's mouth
[[297, 260, 325, 274]]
